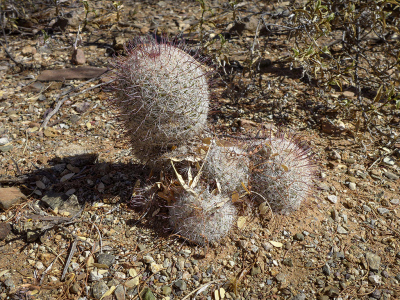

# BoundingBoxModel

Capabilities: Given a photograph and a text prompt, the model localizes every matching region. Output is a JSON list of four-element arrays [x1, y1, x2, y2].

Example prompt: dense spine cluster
[[249, 132, 316, 214], [203, 143, 249, 194], [168, 188, 237, 245], [110, 37, 210, 161]]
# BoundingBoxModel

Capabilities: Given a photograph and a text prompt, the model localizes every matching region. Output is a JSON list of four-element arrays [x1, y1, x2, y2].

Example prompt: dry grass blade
[[61, 238, 77, 281]]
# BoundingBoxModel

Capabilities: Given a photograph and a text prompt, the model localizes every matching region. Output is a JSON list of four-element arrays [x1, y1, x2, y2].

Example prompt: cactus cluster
[[110, 36, 316, 245]]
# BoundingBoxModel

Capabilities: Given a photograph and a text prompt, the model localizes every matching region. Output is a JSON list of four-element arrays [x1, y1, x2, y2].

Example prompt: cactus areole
[[110, 37, 211, 159]]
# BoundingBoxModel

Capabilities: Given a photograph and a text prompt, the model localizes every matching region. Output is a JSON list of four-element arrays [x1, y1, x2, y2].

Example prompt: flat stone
[[292, 293, 306, 300], [322, 264, 331, 276], [251, 266, 262, 275], [369, 274, 382, 285], [141, 288, 156, 300], [71, 48, 86, 65], [54, 144, 97, 166], [149, 262, 162, 274], [0, 137, 9, 145], [0, 222, 11, 240], [143, 255, 154, 264], [0, 187, 27, 210], [37, 66, 108, 81], [262, 242, 273, 251], [282, 258, 293, 267], [327, 195, 338, 204], [337, 225, 348, 234], [384, 171, 399, 180], [366, 252, 381, 271], [348, 182, 356, 190], [60, 194, 81, 216], [90, 270, 103, 281], [323, 286, 340, 297], [69, 282, 80, 294], [275, 273, 286, 284], [114, 285, 125, 300], [294, 233, 305, 241], [383, 156, 395, 166], [41, 192, 68, 210], [92, 281, 109, 299], [377, 207, 390, 215], [174, 279, 187, 291], [390, 198, 399, 205], [97, 253, 115, 267], [161, 285, 172, 296]]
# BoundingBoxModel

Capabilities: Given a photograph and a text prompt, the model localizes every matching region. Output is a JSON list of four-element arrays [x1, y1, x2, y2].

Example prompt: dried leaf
[[87, 255, 94, 268], [269, 241, 283, 248], [129, 268, 137, 277], [215, 139, 235, 147], [237, 216, 246, 229], [60, 173, 74, 182], [241, 182, 250, 194], [100, 286, 116, 300], [232, 191, 239, 203], [281, 164, 289, 172], [374, 85, 383, 103], [259, 202, 269, 215], [152, 208, 160, 217], [44, 127, 60, 137], [91, 263, 110, 269], [202, 137, 212, 144]]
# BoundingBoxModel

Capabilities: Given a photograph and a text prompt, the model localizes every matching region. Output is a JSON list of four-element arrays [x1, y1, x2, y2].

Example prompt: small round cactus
[[169, 188, 236, 245], [109, 36, 211, 162], [203, 142, 249, 194], [249, 131, 316, 214]]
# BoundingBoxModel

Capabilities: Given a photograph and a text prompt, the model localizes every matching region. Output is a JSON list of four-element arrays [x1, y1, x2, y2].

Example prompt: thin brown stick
[[61, 238, 77, 281]]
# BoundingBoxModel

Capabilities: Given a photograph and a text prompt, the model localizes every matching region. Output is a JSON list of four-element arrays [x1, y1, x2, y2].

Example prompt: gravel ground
[[1, 1, 400, 300]]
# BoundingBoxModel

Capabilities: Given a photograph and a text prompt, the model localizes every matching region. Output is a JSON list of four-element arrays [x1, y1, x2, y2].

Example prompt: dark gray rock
[[294, 233, 305, 241], [161, 285, 172, 296], [141, 288, 156, 300], [92, 281, 108, 300], [114, 285, 125, 300], [97, 253, 115, 267], [366, 252, 381, 272], [0, 222, 11, 240], [322, 264, 331, 276], [384, 171, 399, 180], [174, 279, 187, 291], [41, 192, 67, 210], [292, 293, 306, 300]]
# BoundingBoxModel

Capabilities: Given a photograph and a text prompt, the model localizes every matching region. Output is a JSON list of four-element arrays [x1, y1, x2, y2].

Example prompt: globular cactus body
[[110, 37, 210, 161], [250, 132, 315, 214], [203, 143, 249, 194], [169, 188, 236, 245]]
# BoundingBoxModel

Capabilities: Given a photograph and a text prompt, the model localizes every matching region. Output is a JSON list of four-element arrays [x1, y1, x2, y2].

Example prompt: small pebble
[[327, 195, 338, 204]]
